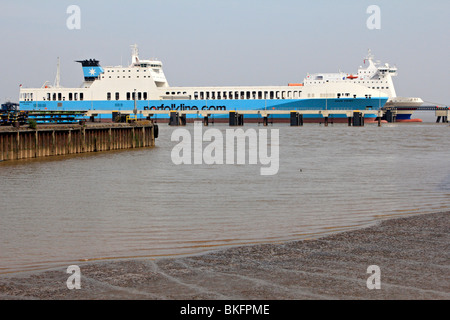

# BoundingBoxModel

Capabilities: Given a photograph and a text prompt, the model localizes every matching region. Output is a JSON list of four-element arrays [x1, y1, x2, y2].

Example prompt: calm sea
[[1, 121, 449, 274]]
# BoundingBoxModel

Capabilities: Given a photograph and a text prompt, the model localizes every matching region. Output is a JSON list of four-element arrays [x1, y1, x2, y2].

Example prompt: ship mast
[[54, 57, 61, 88], [131, 44, 139, 65]]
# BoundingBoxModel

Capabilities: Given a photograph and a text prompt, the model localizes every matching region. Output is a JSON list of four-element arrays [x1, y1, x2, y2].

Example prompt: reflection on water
[[1, 123, 449, 273]]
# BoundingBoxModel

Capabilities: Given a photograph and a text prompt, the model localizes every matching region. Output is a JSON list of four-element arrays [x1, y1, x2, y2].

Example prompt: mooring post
[[353, 112, 363, 126], [229, 111, 237, 126], [169, 111, 179, 126], [179, 114, 187, 126], [237, 113, 244, 126], [385, 109, 396, 123], [290, 111, 301, 126]]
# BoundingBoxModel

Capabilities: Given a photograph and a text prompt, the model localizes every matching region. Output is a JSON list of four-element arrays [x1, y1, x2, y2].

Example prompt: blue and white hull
[[20, 97, 387, 120]]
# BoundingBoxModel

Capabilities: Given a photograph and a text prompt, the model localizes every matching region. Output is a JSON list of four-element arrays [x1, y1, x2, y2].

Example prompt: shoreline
[[0, 211, 448, 300]]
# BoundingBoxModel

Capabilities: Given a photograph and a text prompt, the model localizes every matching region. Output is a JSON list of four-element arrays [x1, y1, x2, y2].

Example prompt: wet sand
[[0, 211, 448, 300]]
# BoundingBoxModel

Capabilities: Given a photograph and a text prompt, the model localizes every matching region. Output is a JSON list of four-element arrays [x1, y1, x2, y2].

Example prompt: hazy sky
[[1, 0, 449, 105]]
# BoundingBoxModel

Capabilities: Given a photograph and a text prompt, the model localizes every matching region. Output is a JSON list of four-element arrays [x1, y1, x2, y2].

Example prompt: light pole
[[133, 89, 137, 120]]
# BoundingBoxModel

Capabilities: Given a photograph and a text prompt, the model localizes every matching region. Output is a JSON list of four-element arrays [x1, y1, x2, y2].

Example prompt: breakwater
[[0, 122, 157, 161]]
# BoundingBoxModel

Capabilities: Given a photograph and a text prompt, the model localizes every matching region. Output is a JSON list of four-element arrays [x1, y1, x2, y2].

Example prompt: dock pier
[[435, 108, 449, 123], [0, 122, 157, 162], [101, 109, 383, 127]]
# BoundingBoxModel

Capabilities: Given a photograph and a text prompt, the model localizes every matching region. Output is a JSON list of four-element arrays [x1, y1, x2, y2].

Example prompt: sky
[[0, 0, 449, 105]]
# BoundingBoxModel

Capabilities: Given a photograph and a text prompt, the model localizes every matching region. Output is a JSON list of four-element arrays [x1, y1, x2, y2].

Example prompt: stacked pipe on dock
[[0, 123, 157, 161]]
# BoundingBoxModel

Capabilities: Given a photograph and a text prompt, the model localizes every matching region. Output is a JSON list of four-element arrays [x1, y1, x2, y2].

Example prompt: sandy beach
[[0, 211, 448, 300]]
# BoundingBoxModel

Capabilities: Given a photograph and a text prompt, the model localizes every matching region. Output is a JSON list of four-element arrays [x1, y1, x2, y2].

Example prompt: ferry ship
[[19, 45, 390, 121], [303, 49, 424, 121]]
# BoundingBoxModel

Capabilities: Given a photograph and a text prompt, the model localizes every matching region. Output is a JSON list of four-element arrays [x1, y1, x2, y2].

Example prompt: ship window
[[200, 92, 204, 99], [194, 92, 198, 99], [337, 93, 341, 98], [107, 93, 111, 101], [80, 93, 84, 101], [143, 92, 147, 100], [270, 91, 274, 99], [138, 92, 142, 100], [115, 92, 120, 100], [74, 93, 78, 101], [58, 93, 62, 101], [234, 92, 239, 99], [127, 92, 131, 100], [47, 93, 51, 101], [69, 93, 73, 101]]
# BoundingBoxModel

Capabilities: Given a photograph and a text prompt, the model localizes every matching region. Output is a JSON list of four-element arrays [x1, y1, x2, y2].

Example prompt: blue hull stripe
[[20, 98, 388, 119]]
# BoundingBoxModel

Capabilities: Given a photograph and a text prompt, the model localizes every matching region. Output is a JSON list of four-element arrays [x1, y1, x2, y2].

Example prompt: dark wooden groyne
[[0, 122, 157, 161]]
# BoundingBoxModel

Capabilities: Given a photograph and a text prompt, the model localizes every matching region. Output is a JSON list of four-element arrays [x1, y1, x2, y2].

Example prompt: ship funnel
[[76, 59, 104, 82]]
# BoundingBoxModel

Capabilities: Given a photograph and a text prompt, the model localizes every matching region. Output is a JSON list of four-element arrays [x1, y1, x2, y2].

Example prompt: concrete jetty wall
[[0, 123, 156, 161]]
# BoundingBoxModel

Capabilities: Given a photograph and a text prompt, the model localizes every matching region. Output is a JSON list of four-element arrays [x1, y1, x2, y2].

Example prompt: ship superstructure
[[303, 49, 423, 120]]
